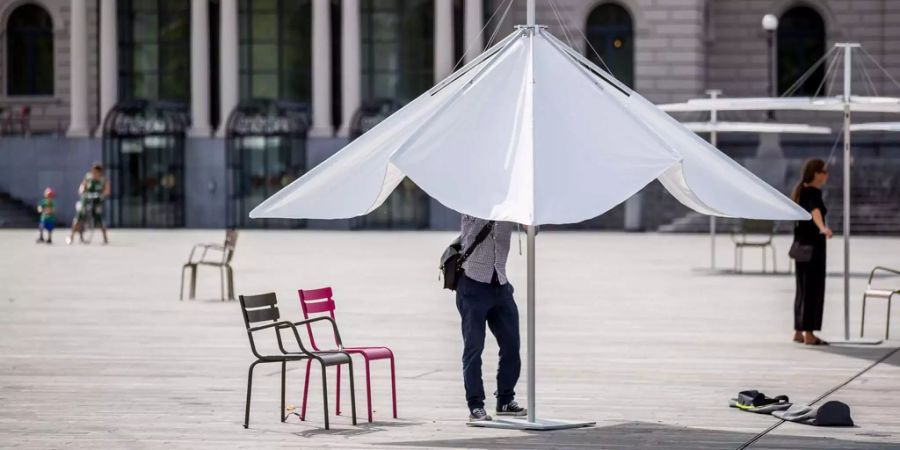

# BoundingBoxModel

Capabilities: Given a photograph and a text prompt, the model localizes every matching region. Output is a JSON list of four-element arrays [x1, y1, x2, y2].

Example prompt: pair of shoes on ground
[[469, 401, 526, 422]]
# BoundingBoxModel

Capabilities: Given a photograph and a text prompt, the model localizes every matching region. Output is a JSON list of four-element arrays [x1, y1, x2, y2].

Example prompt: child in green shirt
[[37, 187, 56, 244]]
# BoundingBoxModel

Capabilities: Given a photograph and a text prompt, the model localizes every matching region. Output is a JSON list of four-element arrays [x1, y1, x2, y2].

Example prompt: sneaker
[[468, 407, 492, 422], [497, 400, 527, 416]]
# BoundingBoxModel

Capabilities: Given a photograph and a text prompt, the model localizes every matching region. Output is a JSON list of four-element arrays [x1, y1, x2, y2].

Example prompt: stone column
[[97, 0, 117, 134], [310, 0, 333, 137], [189, 0, 212, 137], [434, 0, 454, 81], [67, 0, 90, 137], [218, 0, 239, 136], [339, 0, 361, 137], [463, 0, 483, 63]]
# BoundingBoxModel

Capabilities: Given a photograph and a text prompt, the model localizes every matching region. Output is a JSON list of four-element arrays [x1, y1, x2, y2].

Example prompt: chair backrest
[[741, 219, 775, 235], [238, 292, 280, 356], [224, 230, 239, 263], [298, 287, 338, 351]]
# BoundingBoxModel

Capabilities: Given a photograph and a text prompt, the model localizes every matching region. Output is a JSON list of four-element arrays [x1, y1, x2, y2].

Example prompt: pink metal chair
[[298, 287, 397, 423]]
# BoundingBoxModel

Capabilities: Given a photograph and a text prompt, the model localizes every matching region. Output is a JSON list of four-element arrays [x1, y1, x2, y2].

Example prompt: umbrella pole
[[527, 224, 536, 423], [829, 44, 880, 345]]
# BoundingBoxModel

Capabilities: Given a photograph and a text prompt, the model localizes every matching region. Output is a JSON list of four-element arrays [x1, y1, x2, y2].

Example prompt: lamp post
[[762, 14, 779, 119]]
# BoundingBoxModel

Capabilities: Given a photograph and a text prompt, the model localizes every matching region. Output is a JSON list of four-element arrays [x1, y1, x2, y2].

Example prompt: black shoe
[[469, 407, 492, 422], [497, 400, 527, 416]]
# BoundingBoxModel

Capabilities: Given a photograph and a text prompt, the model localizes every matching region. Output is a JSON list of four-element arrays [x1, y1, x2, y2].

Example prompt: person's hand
[[821, 227, 833, 239]]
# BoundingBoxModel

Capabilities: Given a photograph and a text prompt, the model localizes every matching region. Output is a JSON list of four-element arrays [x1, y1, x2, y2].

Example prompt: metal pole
[[706, 89, 721, 270], [526, 224, 536, 423], [842, 44, 852, 341], [526, 0, 535, 26]]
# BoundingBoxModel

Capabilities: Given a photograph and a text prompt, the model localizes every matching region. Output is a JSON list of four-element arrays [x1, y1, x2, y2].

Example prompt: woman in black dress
[[791, 159, 833, 345]]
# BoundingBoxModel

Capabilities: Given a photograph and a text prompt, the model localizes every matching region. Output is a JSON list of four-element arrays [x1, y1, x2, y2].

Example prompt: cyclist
[[67, 163, 110, 245]]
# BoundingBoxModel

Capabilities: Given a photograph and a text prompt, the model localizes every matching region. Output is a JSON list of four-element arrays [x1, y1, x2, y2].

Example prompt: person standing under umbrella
[[456, 215, 527, 422], [791, 159, 833, 345]]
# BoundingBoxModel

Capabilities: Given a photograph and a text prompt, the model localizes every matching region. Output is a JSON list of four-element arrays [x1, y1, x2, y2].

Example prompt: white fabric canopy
[[659, 96, 900, 113], [850, 122, 900, 132], [681, 121, 832, 134], [251, 28, 809, 225]]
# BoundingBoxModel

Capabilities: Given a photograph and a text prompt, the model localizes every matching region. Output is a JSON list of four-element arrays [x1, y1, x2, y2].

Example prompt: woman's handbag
[[789, 242, 814, 262], [440, 221, 494, 291]]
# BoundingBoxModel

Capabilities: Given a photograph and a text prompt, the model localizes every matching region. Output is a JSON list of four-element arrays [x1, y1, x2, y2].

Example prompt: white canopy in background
[[681, 121, 832, 134], [659, 96, 900, 114], [251, 28, 809, 224], [850, 122, 900, 132]]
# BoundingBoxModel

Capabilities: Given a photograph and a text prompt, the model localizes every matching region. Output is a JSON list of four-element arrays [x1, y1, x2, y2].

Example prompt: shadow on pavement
[[809, 346, 900, 368], [385, 421, 900, 450]]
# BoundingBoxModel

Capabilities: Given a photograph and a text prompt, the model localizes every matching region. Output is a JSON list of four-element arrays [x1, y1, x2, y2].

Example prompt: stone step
[[0, 192, 40, 229]]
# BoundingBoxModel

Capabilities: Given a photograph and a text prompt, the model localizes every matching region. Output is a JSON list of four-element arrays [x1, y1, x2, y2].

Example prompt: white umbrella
[[659, 43, 897, 344], [850, 122, 900, 132], [251, 17, 809, 430]]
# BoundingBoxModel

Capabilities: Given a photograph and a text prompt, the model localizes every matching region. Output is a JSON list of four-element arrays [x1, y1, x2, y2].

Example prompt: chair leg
[[761, 247, 766, 273], [861, 294, 868, 338], [347, 359, 358, 425], [389, 356, 398, 419], [189, 266, 197, 299], [219, 267, 225, 302], [364, 358, 373, 423], [320, 361, 330, 430], [226, 265, 235, 300], [300, 359, 312, 421], [179, 265, 187, 300], [887, 295, 892, 341], [335, 363, 342, 416], [244, 361, 260, 429], [280, 361, 287, 422]]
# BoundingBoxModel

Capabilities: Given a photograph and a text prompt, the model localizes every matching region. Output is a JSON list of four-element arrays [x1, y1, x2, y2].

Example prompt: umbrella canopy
[[251, 27, 808, 224], [659, 96, 900, 113], [850, 122, 900, 132], [681, 121, 832, 134]]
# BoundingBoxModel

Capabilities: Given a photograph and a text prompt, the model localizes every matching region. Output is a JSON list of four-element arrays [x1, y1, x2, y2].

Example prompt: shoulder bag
[[440, 221, 494, 291]]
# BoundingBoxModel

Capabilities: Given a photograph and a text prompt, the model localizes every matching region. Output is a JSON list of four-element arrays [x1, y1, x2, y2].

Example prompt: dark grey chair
[[860, 266, 899, 340], [181, 230, 238, 301], [731, 220, 777, 273], [239, 292, 357, 430]]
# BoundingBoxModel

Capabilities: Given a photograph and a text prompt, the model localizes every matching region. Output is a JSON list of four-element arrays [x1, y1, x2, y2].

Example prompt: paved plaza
[[1, 229, 899, 449]]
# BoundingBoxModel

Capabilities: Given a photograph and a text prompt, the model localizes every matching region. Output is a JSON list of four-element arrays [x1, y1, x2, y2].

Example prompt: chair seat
[[344, 346, 393, 360], [313, 351, 352, 366], [865, 289, 899, 298], [735, 242, 772, 247]]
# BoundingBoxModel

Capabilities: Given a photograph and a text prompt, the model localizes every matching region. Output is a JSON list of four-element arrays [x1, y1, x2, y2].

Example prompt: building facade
[[1, 0, 899, 230]]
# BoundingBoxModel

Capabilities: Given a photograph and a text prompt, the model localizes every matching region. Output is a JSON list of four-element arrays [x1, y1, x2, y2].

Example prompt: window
[[238, 0, 312, 102], [117, 0, 190, 102], [585, 3, 634, 88], [777, 6, 826, 96], [6, 4, 54, 96], [361, 0, 434, 103]]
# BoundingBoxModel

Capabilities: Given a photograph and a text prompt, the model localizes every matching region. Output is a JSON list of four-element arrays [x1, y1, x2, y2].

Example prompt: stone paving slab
[[0, 229, 898, 449]]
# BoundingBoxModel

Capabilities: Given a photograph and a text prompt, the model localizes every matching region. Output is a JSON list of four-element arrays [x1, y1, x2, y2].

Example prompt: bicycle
[[75, 193, 103, 244]]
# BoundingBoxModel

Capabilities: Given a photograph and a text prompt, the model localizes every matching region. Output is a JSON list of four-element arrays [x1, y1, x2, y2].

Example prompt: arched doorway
[[777, 6, 826, 96], [585, 3, 634, 88], [6, 3, 54, 96], [350, 99, 430, 229], [226, 100, 309, 228], [103, 100, 188, 227]]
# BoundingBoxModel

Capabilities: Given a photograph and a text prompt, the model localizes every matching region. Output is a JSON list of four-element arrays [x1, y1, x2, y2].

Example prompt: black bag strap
[[459, 221, 495, 264]]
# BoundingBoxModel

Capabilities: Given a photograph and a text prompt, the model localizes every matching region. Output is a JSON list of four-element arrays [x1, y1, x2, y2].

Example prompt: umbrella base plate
[[826, 337, 883, 345], [467, 417, 595, 431]]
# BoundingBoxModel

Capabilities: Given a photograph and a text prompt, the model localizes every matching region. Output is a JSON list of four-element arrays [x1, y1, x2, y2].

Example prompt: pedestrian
[[790, 159, 832, 345], [67, 163, 110, 245], [456, 215, 527, 422], [36, 187, 55, 244]]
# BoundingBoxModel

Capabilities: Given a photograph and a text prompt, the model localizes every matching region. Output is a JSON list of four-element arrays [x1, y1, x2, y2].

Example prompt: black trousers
[[794, 242, 827, 331], [456, 275, 521, 410]]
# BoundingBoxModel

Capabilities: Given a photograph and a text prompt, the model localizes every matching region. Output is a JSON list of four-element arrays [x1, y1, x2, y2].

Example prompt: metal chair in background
[[860, 266, 899, 340], [180, 230, 238, 301], [238, 292, 357, 430], [731, 220, 777, 273]]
